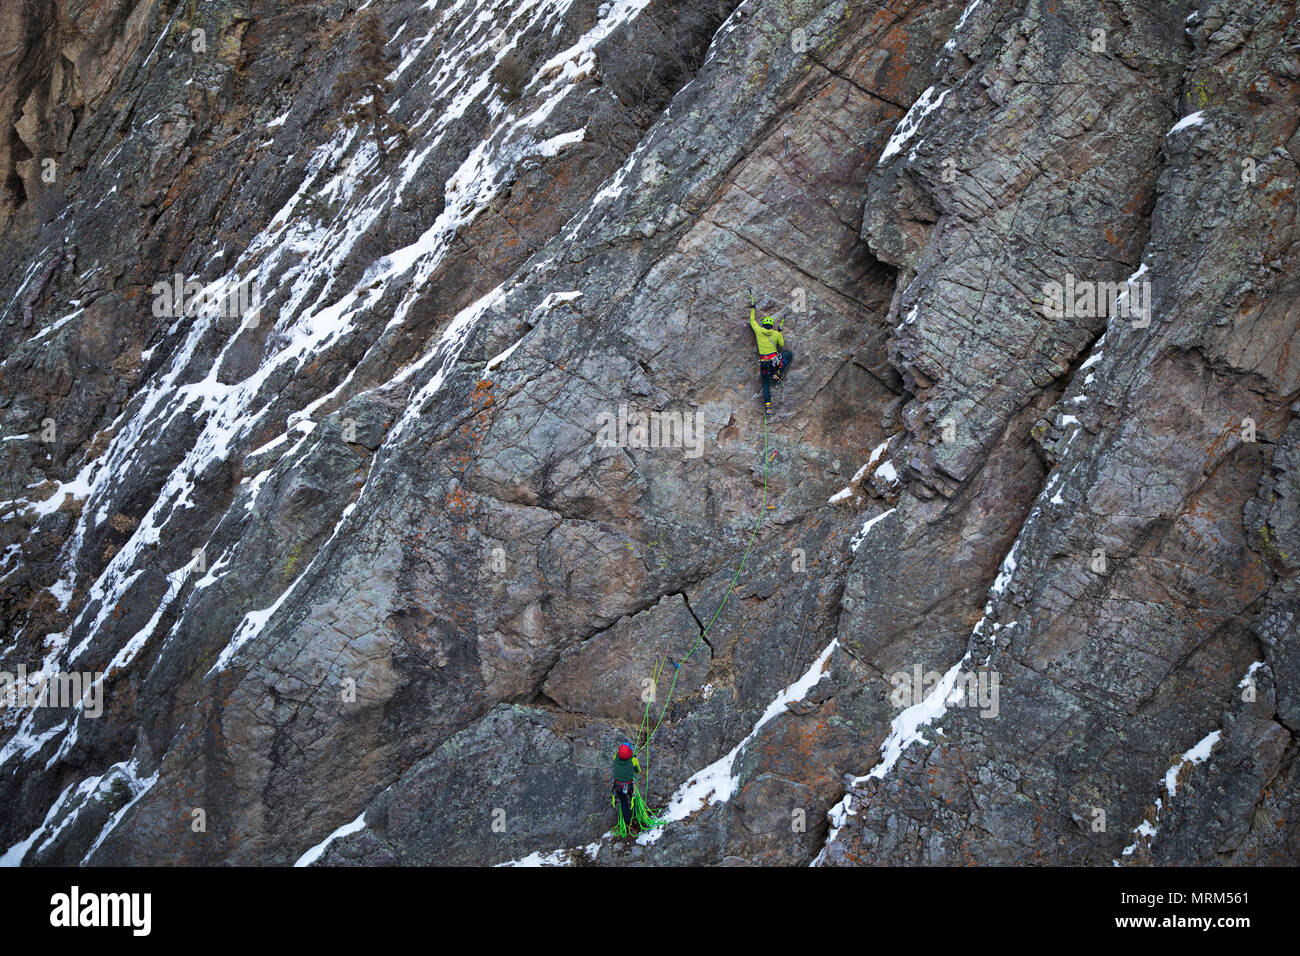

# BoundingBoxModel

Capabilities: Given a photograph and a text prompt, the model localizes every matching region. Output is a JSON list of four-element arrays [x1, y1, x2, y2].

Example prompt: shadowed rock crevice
[[0, 0, 1295, 868]]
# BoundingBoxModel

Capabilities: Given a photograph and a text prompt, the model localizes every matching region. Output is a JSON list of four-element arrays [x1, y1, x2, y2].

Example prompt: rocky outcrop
[[816, 0, 1300, 866], [0, 0, 1295, 867], [0, 0, 159, 228]]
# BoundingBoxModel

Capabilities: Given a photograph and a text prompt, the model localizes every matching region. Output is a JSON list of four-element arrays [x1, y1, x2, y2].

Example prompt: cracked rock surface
[[0, 0, 1295, 866]]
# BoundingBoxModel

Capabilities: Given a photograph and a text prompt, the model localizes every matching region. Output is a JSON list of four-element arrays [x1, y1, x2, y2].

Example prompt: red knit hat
[[618, 744, 633, 760]]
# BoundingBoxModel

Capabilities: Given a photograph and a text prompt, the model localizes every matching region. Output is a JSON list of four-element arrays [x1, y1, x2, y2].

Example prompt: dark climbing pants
[[760, 349, 794, 403], [614, 782, 633, 829]]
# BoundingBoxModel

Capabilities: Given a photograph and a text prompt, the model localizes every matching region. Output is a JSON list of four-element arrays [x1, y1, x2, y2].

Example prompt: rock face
[[0, 0, 158, 229], [0, 0, 1295, 867], [543, 594, 709, 726]]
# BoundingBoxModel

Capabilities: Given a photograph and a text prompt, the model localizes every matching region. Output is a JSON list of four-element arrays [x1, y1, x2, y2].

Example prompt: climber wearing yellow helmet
[[747, 300, 793, 414]]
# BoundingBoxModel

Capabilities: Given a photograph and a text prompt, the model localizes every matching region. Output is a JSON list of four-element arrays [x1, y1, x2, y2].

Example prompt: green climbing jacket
[[748, 307, 784, 355], [612, 754, 641, 783]]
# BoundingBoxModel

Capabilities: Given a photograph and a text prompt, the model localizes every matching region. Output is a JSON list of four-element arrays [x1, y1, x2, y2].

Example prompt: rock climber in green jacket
[[611, 742, 641, 833], [747, 301, 794, 414]]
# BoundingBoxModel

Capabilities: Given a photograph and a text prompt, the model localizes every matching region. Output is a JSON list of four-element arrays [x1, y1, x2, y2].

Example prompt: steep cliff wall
[[1, 0, 1295, 867]]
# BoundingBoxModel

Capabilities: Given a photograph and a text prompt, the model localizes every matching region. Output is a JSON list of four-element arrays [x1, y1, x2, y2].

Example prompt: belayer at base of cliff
[[611, 742, 640, 833], [746, 297, 793, 415], [609, 741, 666, 837]]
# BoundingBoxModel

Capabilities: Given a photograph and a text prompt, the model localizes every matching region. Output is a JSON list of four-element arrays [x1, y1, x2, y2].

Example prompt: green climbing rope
[[611, 782, 666, 837], [604, 321, 776, 837], [631, 411, 773, 758]]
